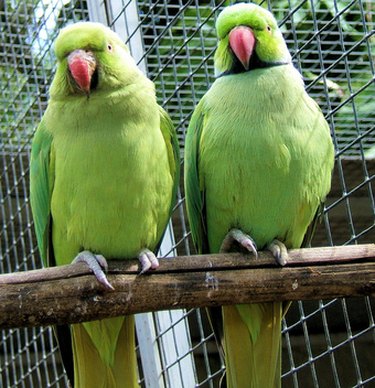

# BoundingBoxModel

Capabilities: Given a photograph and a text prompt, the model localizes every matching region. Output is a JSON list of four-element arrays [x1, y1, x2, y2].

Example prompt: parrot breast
[[47, 90, 173, 265], [200, 65, 333, 252]]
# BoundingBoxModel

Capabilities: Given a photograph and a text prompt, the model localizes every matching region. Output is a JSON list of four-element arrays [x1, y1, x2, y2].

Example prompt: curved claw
[[138, 249, 159, 274], [267, 239, 288, 266], [73, 250, 114, 290], [220, 228, 258, 257]]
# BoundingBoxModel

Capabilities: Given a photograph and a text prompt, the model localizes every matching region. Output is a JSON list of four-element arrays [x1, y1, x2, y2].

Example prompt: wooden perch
[[0, 244, 374, 329]]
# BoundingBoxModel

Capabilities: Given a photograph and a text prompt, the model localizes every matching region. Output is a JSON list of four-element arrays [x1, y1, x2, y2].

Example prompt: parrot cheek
[[68, 49, 97, 95], [229, 26, 256, 71]]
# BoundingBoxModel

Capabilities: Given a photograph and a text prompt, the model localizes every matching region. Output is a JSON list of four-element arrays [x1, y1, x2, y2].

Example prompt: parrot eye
[[107, 43, 113, 51], [266, 25, 272, 33]]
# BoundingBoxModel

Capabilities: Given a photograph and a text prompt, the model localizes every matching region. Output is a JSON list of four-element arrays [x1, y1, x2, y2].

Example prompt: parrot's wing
[[184, 103, 225, 360], [159, 105, 180, 215], [152, 106, 180, 255], [30, 120, 55, 267], [30, 123, 75, 384], [184, 103, 209, 253]]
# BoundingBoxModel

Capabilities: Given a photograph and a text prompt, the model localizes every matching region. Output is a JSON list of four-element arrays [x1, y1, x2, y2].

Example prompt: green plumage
[[30, 22, 179, 387], [184, 4, 334, 387]]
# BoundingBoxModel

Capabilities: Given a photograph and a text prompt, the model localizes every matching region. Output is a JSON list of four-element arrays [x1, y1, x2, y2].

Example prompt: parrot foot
[[219, 228, 258, 257], [138, 249, 159, 274], [267, 239, 288, 266], [73, 250, 114, 290]]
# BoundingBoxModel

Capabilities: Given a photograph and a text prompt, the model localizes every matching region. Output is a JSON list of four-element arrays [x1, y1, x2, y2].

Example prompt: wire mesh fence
[[1, 0, 374, 387]]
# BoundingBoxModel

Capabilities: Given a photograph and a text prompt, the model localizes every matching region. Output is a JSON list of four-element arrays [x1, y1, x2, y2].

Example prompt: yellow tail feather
[[71, 316, 138, 388], [223, 302, 283, 388]]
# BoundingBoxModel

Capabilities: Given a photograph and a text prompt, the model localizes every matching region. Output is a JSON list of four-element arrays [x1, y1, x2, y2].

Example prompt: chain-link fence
[[1, 0, 374, 387]]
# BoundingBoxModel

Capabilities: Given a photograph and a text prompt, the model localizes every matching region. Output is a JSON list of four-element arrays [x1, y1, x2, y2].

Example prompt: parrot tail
[[71, 316, 138, 388], [223, 302, 283, 388]]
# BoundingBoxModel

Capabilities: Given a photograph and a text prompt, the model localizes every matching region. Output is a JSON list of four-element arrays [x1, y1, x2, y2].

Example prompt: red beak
[[229, 26, 255, 71], [67, 49, 96, 94]]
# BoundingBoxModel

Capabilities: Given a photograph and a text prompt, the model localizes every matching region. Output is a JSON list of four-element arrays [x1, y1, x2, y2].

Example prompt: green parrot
[[184, 3, 334, 388], [30, 22, 179, 387]]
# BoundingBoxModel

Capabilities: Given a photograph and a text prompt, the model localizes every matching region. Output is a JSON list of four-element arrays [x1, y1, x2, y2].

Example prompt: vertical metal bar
[[154, 229, 196, 388], [154, 310, 196, 388], [195, 309, 215, 388], [341, 298, 364, 385], [298, 301, 320, 386], [108, 0, 147, 72], [282, 318, 299, 388], [136, 312, 165, 388], [319, 300, 341, 388], [87, 0, 108, 24]]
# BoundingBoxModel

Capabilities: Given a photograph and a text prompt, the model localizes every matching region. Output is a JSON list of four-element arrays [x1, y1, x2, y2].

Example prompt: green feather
[[30, 121, 54, 266], [30, 22, 179, 388], [184, 4, 334, 388], [186, 65, 333, 253], [159, 104, 180, 219], [184, 104, 208, 253]]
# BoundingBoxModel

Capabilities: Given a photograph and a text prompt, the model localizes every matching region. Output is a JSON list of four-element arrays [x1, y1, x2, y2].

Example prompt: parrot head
[[50, 22, 139, 97], [214, 3, 291, 76]]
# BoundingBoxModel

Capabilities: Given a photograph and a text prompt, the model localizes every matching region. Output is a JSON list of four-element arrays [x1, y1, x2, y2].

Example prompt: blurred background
[[1, 0, 374, 387]]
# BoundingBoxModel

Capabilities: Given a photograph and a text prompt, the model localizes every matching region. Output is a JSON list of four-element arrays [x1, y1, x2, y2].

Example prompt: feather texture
[[30, 22, 179, 388], [184, 4, 334, 387]]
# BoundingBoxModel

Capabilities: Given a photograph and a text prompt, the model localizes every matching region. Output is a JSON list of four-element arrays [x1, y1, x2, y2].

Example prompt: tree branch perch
[[0, 244, 374, 329]]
